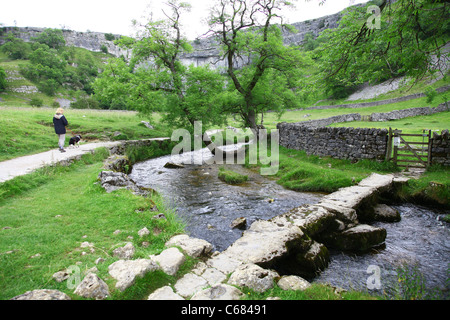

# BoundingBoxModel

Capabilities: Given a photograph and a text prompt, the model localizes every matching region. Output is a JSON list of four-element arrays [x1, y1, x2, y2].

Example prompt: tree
[[207, 0, 307, 134], [0, 33, 31, 60], [31, 28, 66, 49], [103, 0, 228, 130], [315, 0, 449, 97]]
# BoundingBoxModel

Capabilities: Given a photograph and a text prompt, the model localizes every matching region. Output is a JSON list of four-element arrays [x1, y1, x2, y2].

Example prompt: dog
[[69, 135, 82, 148]]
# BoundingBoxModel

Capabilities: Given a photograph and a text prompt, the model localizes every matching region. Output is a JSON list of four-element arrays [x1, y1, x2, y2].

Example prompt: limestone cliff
[[0, 7, 344, 67]]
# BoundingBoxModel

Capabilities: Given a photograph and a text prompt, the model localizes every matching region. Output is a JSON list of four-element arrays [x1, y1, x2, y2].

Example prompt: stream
[[129, 147, 322, 252], [129, 148, 449, 298]]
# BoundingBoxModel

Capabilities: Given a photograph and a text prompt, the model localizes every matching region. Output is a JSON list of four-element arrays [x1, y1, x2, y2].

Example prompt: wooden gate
[[387, 128, 431, 168]]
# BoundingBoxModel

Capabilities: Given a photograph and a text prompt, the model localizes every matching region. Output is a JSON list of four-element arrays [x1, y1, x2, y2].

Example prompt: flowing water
[[130, 148, 449, 298], [129, 147, 322, 252], [313, 204, 450, 298]]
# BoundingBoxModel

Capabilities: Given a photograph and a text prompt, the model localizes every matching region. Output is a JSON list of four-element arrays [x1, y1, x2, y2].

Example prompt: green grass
[[397, 165, 450, 207], [0, 149, 186, 300], [247, 146, 399, 194], [329, 110, 450, 135], [241, 282, 381, 300], [257, 93, 449, 130], [0, 107, 170, 161], [218, 167, 249, 184]]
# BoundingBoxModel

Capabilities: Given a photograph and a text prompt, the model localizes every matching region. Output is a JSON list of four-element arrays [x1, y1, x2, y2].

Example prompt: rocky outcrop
[[97, 171, 154, 196], [0, 27, 131, 58]]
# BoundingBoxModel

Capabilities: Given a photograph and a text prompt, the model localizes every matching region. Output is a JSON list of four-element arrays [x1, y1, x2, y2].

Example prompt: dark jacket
[[53, 114, 68, 134]]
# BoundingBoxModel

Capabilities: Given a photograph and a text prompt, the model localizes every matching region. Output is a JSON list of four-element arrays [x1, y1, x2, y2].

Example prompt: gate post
[[392, 129, 402, 166], [385, 127, 393, 161]]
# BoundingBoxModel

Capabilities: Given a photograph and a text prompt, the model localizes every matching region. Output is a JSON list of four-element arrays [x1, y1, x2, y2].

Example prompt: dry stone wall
[[431, 130, 450, 166], [277, 124, 388, 161]]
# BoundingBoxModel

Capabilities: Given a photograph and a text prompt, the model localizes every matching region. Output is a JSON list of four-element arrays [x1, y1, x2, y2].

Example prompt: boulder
[[230, 217, 247, 230], [294, 241, 330, 278], [138, 227, 150, 237], [165, 234, 213, 258], [164, 162, 185, 169], [74, 273, 109, 300], [373, 204, 401, 222], [150, 247, 186, 276], [11, 289, 71, 300], [190, 284, 244, 300], [319, 224, 387, 252], [277, 275, 311, 291], [227, 263, 279, 293], [108, 259, 159, 291], [103, 155, 132, 174], [98, 171, 145, 195], [112, 242, 135, 260]]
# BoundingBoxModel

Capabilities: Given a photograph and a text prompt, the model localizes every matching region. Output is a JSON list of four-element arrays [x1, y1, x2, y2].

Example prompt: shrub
[[29, 97, 44, 107], [425, 87, 437, 103], [104, 33, 116, 41]]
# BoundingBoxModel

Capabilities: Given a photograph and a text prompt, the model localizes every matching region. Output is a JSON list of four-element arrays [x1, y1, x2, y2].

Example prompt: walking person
[[53, 108, 69, 153]]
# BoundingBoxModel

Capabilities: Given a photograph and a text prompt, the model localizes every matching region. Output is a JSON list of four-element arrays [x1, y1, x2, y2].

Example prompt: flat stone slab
[[223, 220, 305, 266], [190, 284, 244, 300], [174, 273, 209, 298]]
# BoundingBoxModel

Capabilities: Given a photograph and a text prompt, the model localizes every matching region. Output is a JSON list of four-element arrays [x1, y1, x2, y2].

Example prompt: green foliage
[[394, 264, 448, 300], [104, 33, 116, 41], [314, 0, 450, 99], [0, 66, 6, 91], [0, 33, 31, 60], [18, 41, 102, 96], [31, 28, 66, 49], [29, 97, 43, 107], [424, 86, 437, 103], [208, 0, 308, 131], [94, 1, 227, 129], [125, 140, 177, 164]]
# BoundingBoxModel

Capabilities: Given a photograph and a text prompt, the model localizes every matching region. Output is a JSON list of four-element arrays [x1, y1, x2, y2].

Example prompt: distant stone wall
[[277, 124, 388, 161], [307, 85, 450, 111], [431, 130, 450, 166], [370, 102, 449, 122], [294, 113, 362, 128]]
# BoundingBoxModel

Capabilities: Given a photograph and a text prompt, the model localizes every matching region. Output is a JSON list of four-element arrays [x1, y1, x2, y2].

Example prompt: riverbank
[[0, 141, 382, 301]]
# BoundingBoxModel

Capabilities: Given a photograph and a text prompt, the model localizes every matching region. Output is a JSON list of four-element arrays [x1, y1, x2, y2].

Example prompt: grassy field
[[259, 92, 449, 131], [0, 107, 170, 161], [0, 148, 189, 300]]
